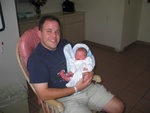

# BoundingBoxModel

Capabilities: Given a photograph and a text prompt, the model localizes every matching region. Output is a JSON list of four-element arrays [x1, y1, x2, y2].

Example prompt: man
[[27, 15, 125, 113]]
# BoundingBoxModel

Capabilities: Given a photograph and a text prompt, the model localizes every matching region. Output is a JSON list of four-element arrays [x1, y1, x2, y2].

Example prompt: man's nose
[[51, 32, 57, 37]]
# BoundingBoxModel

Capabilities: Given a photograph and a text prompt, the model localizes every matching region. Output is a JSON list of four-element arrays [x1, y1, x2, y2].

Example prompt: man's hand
[[76, 71, 94, 91]]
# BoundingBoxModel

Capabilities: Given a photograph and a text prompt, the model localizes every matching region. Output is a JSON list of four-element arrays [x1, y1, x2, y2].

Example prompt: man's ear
[[37, 29, 41, 38]]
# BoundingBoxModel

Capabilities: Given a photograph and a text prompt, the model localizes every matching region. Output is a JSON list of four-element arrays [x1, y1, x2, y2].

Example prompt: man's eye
[[56, 30, 60, 34], [47, 30, 51, 33]]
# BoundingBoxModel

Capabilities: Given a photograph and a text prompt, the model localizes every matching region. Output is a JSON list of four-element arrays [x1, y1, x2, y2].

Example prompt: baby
[[59, 43, 95, 87]]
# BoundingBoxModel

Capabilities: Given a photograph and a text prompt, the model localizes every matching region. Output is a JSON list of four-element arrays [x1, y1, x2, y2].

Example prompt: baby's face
[[75, 50, 87, 60]]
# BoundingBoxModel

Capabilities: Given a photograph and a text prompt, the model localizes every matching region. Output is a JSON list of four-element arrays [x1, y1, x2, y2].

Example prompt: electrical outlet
[[0, 42, 4, 54]]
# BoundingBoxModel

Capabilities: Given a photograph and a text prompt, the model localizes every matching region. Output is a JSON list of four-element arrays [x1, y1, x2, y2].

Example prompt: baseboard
[[83, 40, 115, 52], [123, 41, 150, 51], [136, 40, 150, 46], [83, 40, 150, 53], [123, 41, 137, 51]]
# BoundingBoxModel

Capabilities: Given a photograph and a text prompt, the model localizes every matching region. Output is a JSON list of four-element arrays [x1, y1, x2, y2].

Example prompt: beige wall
[[0, 0, 26, 88], [138, 0, 150, 43], [121, 0, 142, 50], [74, 0, 125, 51]]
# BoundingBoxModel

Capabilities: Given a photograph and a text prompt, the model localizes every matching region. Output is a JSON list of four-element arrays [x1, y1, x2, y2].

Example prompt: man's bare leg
[[101, 96, 125, 113]]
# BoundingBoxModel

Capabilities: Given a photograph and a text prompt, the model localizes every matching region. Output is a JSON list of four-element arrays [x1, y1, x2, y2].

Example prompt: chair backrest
[[16, 26, 40, 92], [18, 27, 40, 68]]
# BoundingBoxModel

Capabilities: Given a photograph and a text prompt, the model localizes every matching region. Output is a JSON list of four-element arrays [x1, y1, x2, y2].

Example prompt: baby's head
[[75, 47, 87, 60]]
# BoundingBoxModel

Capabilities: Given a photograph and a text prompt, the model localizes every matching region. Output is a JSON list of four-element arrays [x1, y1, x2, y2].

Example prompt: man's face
[[39, 20, 60, 51]]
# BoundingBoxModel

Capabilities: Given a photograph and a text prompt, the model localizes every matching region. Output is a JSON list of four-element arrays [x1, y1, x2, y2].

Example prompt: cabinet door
[[65, 21, 84, 44], [63, 14, 85, 44]]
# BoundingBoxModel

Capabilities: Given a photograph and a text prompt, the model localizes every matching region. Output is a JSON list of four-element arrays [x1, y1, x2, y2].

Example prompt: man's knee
[[115, 98, 125, 113], [102, 96, 125, 113]]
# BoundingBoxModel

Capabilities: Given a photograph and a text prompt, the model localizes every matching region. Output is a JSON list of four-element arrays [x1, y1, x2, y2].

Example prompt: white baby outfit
[[63, 43, 95, 87]]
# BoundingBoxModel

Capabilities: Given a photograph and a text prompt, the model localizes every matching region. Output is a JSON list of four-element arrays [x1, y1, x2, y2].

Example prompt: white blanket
[[64, 43, 95, 87]]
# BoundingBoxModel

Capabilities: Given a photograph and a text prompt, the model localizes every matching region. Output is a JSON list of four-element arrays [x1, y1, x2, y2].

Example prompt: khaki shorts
[[57, 83, 114, 113]]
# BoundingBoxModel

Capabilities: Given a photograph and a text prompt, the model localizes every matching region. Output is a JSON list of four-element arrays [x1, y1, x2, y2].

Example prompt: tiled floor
[[28, 42, 150, 113]]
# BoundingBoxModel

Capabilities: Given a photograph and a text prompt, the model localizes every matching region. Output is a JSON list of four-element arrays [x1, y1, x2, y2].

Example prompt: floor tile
[[118, 91, 141, 107], [144, 90, 150, 100], [134, 99, 150, 113], [135, 75, 150, 88], [125, 81, 149, 97], [129, 109, 143, 113]]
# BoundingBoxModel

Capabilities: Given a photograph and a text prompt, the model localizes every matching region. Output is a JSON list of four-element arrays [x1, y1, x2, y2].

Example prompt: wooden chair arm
[[45, 99, 64, 112], [93, 75, 102, 83]]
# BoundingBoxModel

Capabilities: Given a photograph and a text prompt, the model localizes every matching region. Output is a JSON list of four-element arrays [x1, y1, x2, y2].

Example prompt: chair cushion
[[18, 26, 40, 68]]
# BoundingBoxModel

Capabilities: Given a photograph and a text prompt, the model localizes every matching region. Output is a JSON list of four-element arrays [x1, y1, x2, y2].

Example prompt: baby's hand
[[66, 72, 74, 77], [59, 70, 71, 81], [83, 67, 88, 71]]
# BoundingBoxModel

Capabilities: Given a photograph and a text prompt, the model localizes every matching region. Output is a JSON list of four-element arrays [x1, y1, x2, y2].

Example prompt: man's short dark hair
[[38, 15, 61, 30]]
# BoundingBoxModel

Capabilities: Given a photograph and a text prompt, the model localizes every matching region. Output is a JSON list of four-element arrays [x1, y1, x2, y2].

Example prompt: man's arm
[[33, 83, 75, 100], [33, 71, 93, 100]]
